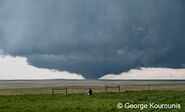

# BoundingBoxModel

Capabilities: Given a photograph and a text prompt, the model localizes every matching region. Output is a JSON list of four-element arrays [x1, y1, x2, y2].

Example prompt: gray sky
[[0, 0, 185, 79]]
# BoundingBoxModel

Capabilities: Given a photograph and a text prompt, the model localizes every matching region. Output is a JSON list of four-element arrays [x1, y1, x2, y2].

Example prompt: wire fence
[[0, 83, 185, 95]]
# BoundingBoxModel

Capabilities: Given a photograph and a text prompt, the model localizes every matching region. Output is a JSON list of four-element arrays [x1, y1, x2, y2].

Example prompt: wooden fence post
[[65, 87, 67, 95], [118, 85, 121, 92], [51, 88, 54, 94], [105, 85, 107, 93]]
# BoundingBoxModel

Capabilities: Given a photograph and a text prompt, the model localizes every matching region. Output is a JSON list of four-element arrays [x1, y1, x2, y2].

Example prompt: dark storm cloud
[[0, 0, 185, 78]]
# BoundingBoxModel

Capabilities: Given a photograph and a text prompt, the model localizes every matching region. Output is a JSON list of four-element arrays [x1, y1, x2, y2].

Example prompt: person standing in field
[[88, 88, 93, 96]]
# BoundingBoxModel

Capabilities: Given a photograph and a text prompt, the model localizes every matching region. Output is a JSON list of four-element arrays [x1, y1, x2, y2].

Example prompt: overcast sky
[[0, 0, 185, 79]]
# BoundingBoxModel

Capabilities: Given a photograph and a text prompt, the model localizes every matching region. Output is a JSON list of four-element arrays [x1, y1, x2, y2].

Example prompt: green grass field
[[0, 90, 184, 112]]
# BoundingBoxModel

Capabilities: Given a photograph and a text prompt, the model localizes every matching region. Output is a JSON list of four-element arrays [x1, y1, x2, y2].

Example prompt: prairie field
[[0, 80, 185, 95], [0, 90, 184, 112], [0, 80, 184, 112]]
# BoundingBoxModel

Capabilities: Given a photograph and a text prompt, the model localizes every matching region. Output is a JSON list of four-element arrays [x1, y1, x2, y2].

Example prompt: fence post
[[105, 85, 107, 93], [118, 85, 121, 92], [65, 87, 67, 95], [51, 88, 54, 94]]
